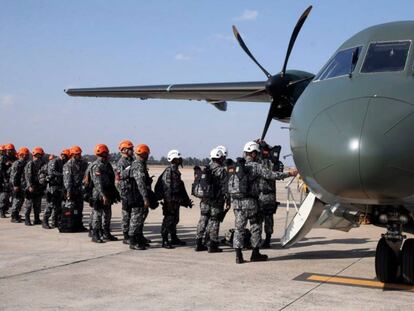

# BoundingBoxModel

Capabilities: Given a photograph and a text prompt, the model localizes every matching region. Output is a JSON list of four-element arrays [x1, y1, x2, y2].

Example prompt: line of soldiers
[[0, 140, 297, 264]]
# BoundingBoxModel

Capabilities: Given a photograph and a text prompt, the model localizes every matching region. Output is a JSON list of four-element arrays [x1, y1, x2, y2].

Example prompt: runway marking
[[295, 273, 414, 292]]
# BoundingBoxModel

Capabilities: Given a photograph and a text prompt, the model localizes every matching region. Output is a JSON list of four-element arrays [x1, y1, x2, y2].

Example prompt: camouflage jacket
[[90, 158, 116, 200], [0, 155, 15, 191], [10, 158, 28, 190], [47, 158, 65, 193], [24, 158, 45, 192], [159, 164, 188, 203], [63, 158, 88, 195], [115, 156, 134, 198], [202, 161, 228, 204], [130, 158, 151, 205]]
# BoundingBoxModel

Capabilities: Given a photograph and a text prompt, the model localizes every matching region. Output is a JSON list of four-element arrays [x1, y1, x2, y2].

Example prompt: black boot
[[142, 235, 151, 244], [208, 241, 223, 253], [11, 212, 21, 223], [138, 234, 150, 247], [129, 235, 145, 250], [171, 234, 186, 246], [162, 234, 174, 249], [91, 229, 105, 243], [195, 238, 207, 252], [123, 233, 130, 245], [262, 234, 271, 249], [250, 247, 268, 262], [88, 229, 93, 238], [42, 216, 51, 229], [25, 216, 32, 226], [33, 215, 41, 225], [102, 230, 118, 241], [0, 210, 6, 218], [236, 248, 244, 264]]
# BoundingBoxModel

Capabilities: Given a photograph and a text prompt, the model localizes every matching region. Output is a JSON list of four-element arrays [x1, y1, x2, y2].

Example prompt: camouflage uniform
[[63, 157, 88, 230], [232, 156, 289, 249], [115, 156, 134, 239], [196, 161, 227, 245], [129, 158, 151, 247], [44, 157, 65, 227], [90, 158, 116, 240], [158, 164, 190, 245], [24, 158, 45, 224], [10, 157, 28, 221], [258, 158, 278, 236], [0, 155, 14, 217]]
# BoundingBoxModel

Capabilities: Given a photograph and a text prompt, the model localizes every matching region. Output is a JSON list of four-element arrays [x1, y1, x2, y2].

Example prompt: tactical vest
[[192, 166, 214, 199]]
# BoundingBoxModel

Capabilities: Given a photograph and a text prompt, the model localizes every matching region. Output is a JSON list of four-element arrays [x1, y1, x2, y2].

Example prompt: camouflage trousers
[[44, 191, 63, 226], [0, 191, 11, 214], [24, 195, 42, 220], [11, 191, 24, 214], [91, 200, 112, 231], [120, 197, 148, 236], [232, 198, 262, 249], [161, 201, 180, 236], [128, 206, 147, 238], [196, 200, 223, 243]]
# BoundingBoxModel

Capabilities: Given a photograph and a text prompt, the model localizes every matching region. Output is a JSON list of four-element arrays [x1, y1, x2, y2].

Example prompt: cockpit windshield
[[315, 46, 361, 81], [361, 41, 410, 73]]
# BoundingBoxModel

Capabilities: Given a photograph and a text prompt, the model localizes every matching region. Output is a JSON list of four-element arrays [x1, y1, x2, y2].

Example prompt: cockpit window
[[315, 46, 361, 81], [361, 41, 410, 73]]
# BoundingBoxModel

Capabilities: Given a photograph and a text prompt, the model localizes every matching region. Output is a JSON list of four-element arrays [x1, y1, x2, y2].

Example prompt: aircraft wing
[[64, 81, 271, 105]]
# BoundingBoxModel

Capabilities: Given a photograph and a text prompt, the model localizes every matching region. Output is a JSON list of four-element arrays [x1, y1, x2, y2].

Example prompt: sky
[[1, 0, 414, 162]]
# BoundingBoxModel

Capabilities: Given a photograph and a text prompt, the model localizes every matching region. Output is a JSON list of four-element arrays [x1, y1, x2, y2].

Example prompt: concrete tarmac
[[1, 167, 414, 310]]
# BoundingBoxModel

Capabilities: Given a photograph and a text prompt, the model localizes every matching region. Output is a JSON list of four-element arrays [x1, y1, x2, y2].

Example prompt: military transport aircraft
[[65, 6, 414, 284]]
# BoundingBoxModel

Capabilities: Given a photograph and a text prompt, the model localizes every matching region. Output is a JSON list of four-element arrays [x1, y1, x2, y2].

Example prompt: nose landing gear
[[375, 222, 414, 284]]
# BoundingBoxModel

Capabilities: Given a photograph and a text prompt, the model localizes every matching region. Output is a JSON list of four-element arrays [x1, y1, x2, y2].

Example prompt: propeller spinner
[[232, 5, 315, 139]]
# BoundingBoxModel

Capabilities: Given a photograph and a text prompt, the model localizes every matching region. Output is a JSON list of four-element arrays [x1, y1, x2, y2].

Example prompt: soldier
[[156, 150, 193, 249], [257, 142, 279, 248], [115, 140, 135, 244], [229, 141, 297, 264], [0, 144, 17, 218], [10, 147, 30, 223], [89, 144, 119, 243], [42, 149, 70, 229], [24, 147, 45, 226], [129, 144, 152, 250], [63, 146, 88, 231], [195, 148, 228, 253]]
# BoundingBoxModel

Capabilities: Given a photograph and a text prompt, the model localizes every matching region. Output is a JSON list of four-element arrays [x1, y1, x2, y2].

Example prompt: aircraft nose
[[306, 97, 414, 201]]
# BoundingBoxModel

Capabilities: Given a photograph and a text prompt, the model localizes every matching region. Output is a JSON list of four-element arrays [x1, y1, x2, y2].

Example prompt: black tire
[[402, 239, 414, 284], [375, 237, 399, 283]]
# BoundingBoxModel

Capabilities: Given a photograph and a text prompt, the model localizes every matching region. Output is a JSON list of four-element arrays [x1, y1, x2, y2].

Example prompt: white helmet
[[216, 145, 228, 157], [210, 148, 224, 159], [167, 149, 182, 162], [243, 141, 260, 153]]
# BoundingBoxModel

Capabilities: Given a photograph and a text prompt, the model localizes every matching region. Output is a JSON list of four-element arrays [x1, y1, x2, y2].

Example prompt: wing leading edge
[[65, 81, 271, 103]]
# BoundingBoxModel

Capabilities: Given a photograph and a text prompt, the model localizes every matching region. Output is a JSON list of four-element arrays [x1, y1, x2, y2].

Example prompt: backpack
[[154, 169, 166, 201], [227, 158, 249, 199], [38, 163, 49, 189], [191, 166, 214, 199], [82, 163, 94, 203]]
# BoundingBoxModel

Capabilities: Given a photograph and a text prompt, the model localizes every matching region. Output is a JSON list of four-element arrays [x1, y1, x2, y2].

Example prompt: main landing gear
[[375, 213, 414, 284]]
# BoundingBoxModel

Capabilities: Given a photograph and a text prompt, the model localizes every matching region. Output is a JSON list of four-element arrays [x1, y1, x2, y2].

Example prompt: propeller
[[232, 5, 314, 139]]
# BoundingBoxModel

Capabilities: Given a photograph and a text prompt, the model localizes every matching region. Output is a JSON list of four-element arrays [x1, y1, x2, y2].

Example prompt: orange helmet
[[118, 140, 134, 151], [32, 147, 44, 156], [95, 144, 109, 156], [4, 143, 15, 151], [61, 149, 71, 157], [135, 144, 150, 155], [18, 147, 30, 156], [70, 146, 82, 155], [0, 145, 4, 151]]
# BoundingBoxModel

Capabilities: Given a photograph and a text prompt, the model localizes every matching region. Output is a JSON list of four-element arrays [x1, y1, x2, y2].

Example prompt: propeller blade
[[281, 5, 313, 76], [232, 25, 272, 78], [261, 103, 275, 140], [287, 75, 315, 87]]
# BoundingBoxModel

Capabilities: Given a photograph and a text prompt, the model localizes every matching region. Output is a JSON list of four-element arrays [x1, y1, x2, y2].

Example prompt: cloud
[[209, 33, 235, 43], [0, 95, 14, 110], [234, 9, 258, 21], [175, 53, 191, 61]]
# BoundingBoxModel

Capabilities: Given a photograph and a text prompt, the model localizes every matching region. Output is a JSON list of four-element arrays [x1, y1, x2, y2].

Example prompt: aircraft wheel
[[401, 239, 414, 284], [375, 237, 399, 283]]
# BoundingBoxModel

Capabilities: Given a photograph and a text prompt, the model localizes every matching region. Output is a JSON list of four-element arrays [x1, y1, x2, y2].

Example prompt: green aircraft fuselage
[[291, 21, 414, 206]]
